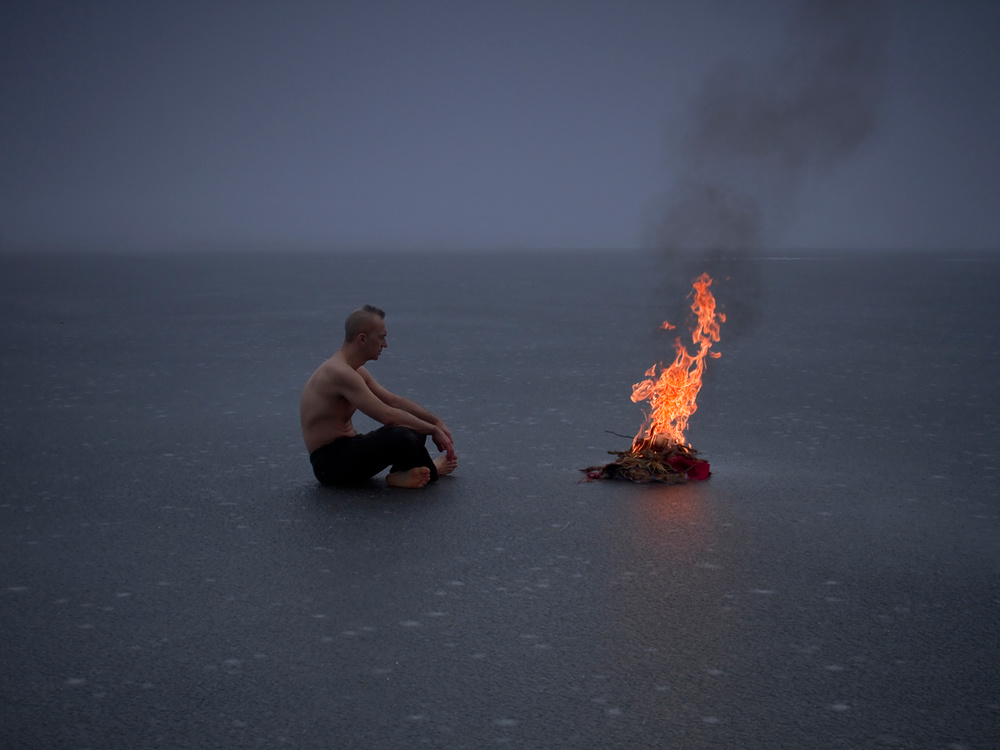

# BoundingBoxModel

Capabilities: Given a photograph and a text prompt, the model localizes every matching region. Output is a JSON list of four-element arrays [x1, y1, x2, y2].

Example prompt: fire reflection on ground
[[587, 483, 756, 736]]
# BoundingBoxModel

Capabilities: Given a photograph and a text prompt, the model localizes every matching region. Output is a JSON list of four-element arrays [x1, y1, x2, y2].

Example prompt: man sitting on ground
[[300, 305, 457, 489]]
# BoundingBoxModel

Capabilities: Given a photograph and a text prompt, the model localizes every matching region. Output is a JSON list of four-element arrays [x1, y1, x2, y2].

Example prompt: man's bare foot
[[434, 454, 458, 477], [386, 466, 432, 488]]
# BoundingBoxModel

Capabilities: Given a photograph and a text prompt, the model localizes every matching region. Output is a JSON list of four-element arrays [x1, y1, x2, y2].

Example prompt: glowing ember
[[631, 272, 724, 451]]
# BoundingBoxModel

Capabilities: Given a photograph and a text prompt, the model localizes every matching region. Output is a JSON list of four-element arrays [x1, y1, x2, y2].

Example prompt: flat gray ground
[[1, 249, 998, 749]]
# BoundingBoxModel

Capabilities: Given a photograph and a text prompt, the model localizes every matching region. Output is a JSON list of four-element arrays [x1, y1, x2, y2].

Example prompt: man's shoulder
[[319, 351, 352, 374], [308, 353, 351, 387], [322, 355, 372, 389]]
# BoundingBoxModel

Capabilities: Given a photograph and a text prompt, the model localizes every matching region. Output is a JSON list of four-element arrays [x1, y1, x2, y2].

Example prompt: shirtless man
[[300, 305, 458, 489]]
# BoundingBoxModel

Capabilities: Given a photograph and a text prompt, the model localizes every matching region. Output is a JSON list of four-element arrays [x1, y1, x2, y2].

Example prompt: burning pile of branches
[[584, 272, 723, 484], [583, 440, 709, 484]]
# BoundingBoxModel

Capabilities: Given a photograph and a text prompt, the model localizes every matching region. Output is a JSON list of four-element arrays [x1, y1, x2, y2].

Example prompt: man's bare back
[[300, 306, 456, 487], [300, 351, 364, 453]]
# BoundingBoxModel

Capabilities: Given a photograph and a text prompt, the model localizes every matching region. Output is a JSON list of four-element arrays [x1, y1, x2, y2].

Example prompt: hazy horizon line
[[2, 239, 998, 258]]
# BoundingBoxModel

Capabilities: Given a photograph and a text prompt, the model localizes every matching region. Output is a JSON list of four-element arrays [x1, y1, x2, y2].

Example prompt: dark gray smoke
[[652, 0, 889, 334]]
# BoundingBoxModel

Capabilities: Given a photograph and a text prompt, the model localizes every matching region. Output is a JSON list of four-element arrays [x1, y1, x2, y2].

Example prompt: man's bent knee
[[383, 425, 424, 447]]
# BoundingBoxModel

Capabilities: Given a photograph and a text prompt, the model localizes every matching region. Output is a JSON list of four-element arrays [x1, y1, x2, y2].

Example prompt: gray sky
[[2, 0, 998, 251]]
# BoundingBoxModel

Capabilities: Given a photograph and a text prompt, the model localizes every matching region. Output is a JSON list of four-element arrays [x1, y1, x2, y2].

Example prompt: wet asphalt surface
[[2, 249, 998, 748]]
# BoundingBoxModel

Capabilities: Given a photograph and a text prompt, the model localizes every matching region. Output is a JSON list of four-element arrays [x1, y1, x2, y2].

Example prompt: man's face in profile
[[364, 320, 388, 361]]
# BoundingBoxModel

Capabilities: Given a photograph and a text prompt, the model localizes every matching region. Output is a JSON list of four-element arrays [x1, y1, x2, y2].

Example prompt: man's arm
[[367, 376, 449, 432], [339, 367, 432, 431], [361, 369, 455, 457]]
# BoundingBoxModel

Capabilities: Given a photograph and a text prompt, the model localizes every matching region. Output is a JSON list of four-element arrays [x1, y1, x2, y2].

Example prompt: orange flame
[[631, 273, 724, 450]]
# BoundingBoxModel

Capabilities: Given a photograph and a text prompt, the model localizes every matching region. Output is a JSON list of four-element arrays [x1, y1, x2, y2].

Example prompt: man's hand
[[432, 426, 457, 461], [435, 420, 453, 442]]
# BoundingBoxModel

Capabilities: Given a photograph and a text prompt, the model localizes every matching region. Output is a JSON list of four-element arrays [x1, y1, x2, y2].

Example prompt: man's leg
[[310, 437, 372, 485], [376, 426, 438, 483], [311, 427, 437, 487], [380, 427, 457, 481]]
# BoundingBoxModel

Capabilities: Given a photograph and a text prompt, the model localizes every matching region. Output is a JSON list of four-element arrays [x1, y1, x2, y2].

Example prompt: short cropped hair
[[344, 305, 385, 342]]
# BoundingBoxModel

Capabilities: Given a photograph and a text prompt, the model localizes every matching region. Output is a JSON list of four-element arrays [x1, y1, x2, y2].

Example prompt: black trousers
[[309, 426, 438, 486]]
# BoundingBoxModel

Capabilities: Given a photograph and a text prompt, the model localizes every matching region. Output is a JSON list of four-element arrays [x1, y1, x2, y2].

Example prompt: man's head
[[344, 305, 387, 361]]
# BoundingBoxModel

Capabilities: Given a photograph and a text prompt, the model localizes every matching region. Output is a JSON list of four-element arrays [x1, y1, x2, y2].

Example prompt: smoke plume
[[653, 0, 889, 334]]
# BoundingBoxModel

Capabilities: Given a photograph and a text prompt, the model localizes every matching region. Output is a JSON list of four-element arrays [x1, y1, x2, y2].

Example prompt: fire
[[631, 273, 725, 450], [581, 272, 722, 483]]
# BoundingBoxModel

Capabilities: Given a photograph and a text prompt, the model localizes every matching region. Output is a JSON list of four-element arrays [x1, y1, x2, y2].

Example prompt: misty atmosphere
[[2, 2, 999, 748], [1, 0, 999, 251]]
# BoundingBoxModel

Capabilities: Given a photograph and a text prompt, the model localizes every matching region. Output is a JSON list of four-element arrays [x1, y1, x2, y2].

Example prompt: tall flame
[[631, 273, 724, 450]]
